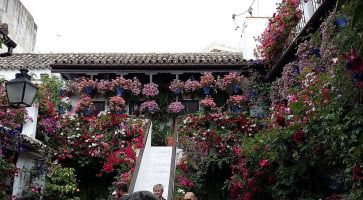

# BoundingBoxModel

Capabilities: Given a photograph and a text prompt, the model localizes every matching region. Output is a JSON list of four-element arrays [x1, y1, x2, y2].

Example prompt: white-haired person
[[153, 184, 166, 200]]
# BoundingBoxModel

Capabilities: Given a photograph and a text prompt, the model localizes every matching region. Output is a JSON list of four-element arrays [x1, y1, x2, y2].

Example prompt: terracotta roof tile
[[0, 52, 249, 70]]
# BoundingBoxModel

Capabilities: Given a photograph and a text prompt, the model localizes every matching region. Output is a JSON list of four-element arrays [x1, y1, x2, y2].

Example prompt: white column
[[22, 106, 39, 139]]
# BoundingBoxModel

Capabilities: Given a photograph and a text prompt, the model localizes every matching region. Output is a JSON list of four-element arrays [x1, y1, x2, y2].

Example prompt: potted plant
[[167, 101, 185, 115], [165, 125, 174, 146], [222, 72, 243, 94], [142, 82, 159, 98], [199, 96, 216, 109], [74, 95, 96, 115], [110, 77, 132, 96], [108, 96, 126, 114], [140, 100, 160, 114], [58, 96, 72, 115], [129, 77, 142, 96], [199, 72, 215, 95], [169, 79, 184, 95], [227, 95, 248, 113], [183, 79, 200, 99], [75, 77, 98, 95]]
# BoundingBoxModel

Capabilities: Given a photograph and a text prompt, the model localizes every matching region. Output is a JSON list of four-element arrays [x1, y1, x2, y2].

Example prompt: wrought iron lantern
[[5, 69, 38, 108]]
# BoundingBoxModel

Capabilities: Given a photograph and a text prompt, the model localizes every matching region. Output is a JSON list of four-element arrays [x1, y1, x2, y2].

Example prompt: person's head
[[116, 183, 128, 197], [152, 184, 164, 199], [183, 192, 197, 200], [123, 191, 158, 200]]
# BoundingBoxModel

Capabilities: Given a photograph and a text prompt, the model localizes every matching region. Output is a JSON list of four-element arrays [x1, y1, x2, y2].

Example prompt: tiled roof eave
[[0, 52, 248, 70]]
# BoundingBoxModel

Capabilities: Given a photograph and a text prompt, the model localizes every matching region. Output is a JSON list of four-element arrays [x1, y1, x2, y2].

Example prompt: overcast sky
[[19, 0, 277, 54]]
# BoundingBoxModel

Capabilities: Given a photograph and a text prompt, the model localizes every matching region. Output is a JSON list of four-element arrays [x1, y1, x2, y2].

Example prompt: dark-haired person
[[183, 192, 197, 200], [116, 183, 129, 200]]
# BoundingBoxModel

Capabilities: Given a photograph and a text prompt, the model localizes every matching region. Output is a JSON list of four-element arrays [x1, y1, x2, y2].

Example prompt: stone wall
[[0, 0, 37, 53]]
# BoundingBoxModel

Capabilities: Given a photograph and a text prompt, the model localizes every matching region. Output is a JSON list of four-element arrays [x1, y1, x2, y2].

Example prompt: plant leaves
[[352, 0, 363, 26]]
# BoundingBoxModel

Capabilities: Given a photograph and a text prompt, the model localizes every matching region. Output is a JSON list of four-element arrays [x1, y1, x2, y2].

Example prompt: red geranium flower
[[293, 130, 305, 143]]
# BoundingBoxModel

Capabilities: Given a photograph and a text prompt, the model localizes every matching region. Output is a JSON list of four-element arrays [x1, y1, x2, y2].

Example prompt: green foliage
[[37, 74, 64, 107], [151, 122, 167, 146], [43, 164, 80, 200], [153, 87, 174, 122], [0, 155, 16, 200]]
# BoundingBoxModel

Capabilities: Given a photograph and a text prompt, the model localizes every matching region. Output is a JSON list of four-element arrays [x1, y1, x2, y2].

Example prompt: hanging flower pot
[[233, 105, 241, 113], [58, 105, 64, 115], [312, 49, 321, 57], [84, 108, 91, 116], [335, 17, 347, 28], [203, 86, 211, 95], [175, 88, 181, 95], [232, 85, 239, 94], [85, 86, 93, 95], [116, 87, 124, 96], [293, 65, 300, 74], [60, 89, 66, 97], [115, 111, 122, 115]]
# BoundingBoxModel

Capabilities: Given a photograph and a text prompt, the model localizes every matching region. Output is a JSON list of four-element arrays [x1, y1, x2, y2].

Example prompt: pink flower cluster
[[110, 77, 132, 90], [140, 100, 160, 113], [167, 101, 185, 114], [199, 72, 215, 87], [130, 77, 142, 95], [227, 95, 247, 106], [108, 96, 126, 111], [199, 96, 216, 108], [169, 79, 185, 93], [142, 83, 159, 97], [184, 79, 200, 93], [255, 0, 301, 59], [74, 95, 95, 113], [75, 77, 98, 93]]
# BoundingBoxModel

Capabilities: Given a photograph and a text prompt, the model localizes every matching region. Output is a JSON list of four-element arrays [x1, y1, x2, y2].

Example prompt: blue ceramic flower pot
[[233, 105, 241, 113], [232, 85, 239, 94], [203, 86, 211, 95], [84, 108, 91, 116], [85, 86, 93, 94], [293, 65, 300, 74], [116, 87, 124, 96], [58, 105, 64, 115], [335, 17, 347, 28]]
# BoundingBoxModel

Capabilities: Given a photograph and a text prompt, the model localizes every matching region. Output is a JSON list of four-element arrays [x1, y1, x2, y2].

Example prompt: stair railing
[[167, 116, 178, 200], [129, 118, 152, 193]]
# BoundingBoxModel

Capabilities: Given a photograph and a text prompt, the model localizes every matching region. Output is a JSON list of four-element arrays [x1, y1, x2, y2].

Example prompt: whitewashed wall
[[12, 152, 45, 198]]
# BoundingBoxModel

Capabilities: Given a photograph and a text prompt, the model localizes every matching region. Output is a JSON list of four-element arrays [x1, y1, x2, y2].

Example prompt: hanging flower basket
[[202, 86, 211, 95], [140, 100, 160, 114], [169, 79, 184, 95], [227, 95, 248, 107], [116, 87, 124, 96], [199, 96, 216, 109], [167, 101, 185, 114], [74, 77, 98, 95], [74, 95, 95, 115], [110, 77, 132, 91], [108, 96, 126, 113], [142, 83, 159, 98]]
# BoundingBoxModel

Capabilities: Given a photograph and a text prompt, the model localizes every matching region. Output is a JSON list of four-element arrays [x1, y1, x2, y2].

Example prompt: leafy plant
[[43, 164, 80, 200]]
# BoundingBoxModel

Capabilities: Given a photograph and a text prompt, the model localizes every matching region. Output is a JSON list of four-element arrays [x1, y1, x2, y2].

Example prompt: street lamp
[[5, 69, 38, 108]]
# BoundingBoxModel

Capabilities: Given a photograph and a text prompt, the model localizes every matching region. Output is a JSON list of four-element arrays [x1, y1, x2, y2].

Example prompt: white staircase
[[133, 146, 173, 198], [132, 122, 177, 199]]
